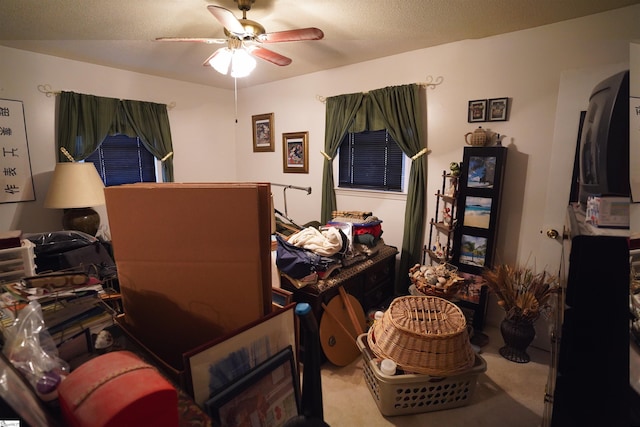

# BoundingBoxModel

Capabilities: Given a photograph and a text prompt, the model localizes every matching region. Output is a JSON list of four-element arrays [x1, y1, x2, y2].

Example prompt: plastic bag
[[2, 301, 69, 401], [23, 230, 97, 255]]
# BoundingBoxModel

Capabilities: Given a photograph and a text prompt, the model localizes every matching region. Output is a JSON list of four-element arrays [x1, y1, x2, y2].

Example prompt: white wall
[[0, 47, 237, 234], [236, 5, 640, 270]]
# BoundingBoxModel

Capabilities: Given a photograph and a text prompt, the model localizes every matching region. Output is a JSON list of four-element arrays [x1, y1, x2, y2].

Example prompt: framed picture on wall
[[252, 113, 275, 152], [283, 132, 309, 173], [468, 99, 487, 123], [488, 98, 509, 121]]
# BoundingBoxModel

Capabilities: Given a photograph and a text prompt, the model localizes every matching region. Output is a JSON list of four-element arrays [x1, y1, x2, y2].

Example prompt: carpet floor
[[319, 324, 551, 427]]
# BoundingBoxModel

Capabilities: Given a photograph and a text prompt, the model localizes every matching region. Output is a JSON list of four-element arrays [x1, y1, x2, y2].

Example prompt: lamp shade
[[44, 162, 106, 209]]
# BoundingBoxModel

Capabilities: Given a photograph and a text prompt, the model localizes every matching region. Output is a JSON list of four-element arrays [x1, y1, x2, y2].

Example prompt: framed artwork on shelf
[[252, 113, 275, 152], [466, 155, 497, 189], [468, 99, 487, 123], [204, 345, 301, 427], [462, 196, 492, 229], [452, 146, 508, 277], [488, 97, 509, 121], [459, 233, 488, 268], [283, 131, 309, 173]]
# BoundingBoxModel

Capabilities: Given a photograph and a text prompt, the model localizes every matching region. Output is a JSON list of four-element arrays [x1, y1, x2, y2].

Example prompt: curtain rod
[[36, 84, 176, 109], [316, 75, 443, 103]]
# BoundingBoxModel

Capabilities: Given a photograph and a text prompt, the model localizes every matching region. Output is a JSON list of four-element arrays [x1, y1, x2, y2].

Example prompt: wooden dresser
[[279, 245, 398, 327]]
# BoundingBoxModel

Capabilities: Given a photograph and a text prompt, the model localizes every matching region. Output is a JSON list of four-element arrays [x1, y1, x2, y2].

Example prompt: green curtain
[[320, 93, 365, 224], [369, 84, 427, 295], [57, 92, 119, 162], [321, 84, 427, 295], [56, 91, 174, 181], [119, 100, 174, 182]]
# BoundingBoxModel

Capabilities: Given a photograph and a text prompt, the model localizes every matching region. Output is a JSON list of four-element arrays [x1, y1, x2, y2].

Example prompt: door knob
[[546, 229, 560, 240]]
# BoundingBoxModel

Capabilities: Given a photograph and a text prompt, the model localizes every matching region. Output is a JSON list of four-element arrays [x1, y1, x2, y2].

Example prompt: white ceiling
[[2, 0, 639, 90]]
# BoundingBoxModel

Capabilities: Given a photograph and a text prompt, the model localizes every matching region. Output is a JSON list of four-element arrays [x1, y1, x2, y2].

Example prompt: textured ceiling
[[1, 0, 638, 90]]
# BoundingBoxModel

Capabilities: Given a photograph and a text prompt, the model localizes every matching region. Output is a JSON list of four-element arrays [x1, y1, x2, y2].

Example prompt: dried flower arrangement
[[482, 264, 559, 323]]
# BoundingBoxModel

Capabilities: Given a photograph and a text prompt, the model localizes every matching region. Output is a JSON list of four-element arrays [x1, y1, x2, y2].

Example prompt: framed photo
[[468, 99, 487, 123], [205, 346, 300, 426], [459, 234, 488, 268], [467, 155, 497, 189], [283, 132, 309, 173], [183, 304, 297, 408], [252, 113, 275, 152], [463, 196, 492, 229], [488, 97, 509, 121]]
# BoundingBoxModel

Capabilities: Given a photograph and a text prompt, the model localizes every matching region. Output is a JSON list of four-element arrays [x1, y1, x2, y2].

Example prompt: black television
[[578, 69, 630, 207]]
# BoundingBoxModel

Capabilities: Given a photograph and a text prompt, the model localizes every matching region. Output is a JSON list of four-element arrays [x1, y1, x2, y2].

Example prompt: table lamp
[[44, 162, 106, 236]]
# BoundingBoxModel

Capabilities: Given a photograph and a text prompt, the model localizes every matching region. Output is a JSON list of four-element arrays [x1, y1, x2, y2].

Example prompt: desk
[[280, 245, 398, 329]]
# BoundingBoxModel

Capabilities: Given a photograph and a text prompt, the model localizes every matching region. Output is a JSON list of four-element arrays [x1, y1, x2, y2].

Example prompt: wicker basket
[[367, 296, 475, 376], [408, 263, 467, 298]]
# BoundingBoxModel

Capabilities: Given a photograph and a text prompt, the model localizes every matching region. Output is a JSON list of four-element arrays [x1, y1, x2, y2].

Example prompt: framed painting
[[468, 99, 487, 123], [204, 346, 300, 426], [466, 155, 497, 189], [283, 132, 309, 173], [252, 113, 275, 152], [488, 97, 509, 121], [462, 196, 492, 229], [183, 304, 297, 408], [459, 233, 488, 268]]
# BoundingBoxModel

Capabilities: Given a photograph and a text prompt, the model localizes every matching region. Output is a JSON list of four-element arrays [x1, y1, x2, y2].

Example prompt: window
[[338, 130, 404, 192], [85, 134, 157, 186]]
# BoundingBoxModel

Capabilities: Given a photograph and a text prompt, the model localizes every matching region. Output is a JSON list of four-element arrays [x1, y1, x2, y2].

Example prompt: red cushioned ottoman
[[58, 350, 179, 427]]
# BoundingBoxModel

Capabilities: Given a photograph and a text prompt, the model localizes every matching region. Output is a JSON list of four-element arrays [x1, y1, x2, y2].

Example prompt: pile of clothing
[[276, 210, 385, 287]]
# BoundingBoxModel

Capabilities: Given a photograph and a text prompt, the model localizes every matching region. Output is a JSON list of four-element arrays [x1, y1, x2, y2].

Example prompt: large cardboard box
[[105, 183, 273, 378]]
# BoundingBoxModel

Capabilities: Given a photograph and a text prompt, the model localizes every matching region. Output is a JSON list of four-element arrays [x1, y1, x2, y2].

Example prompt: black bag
[[275, 235, 336, 279]]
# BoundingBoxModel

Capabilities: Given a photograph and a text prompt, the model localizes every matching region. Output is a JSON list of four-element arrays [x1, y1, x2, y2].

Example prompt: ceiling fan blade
[[248, 46, 292, 66], [156, 37, 226, 44], [261, 27, 324, 43], [207, 5, 246, 36]]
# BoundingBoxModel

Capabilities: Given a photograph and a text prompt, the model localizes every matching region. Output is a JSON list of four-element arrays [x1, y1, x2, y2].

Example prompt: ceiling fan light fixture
[[230, 48, 256, 78], [209, 48, 232, 74]]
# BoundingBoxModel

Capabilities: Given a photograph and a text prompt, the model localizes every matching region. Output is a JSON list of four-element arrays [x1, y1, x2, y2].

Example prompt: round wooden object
[[319, 292, 366, 366]]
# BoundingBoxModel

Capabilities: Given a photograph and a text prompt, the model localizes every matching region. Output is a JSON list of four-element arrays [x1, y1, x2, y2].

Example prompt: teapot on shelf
[[465, 126, 488, 146]]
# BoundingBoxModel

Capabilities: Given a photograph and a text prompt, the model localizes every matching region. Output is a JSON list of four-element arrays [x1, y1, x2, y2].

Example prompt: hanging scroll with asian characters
[[0, 98, 35, 203]]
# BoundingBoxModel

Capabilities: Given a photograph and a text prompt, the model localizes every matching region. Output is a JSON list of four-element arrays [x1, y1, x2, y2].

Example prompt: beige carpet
[[319, 325, 551, 427]]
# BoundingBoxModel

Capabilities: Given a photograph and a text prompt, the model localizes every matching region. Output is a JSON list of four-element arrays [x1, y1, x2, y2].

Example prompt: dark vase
[[499, 318, 536, 363]]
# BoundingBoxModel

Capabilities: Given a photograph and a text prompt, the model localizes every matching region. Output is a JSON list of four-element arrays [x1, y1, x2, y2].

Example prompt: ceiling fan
[[156, 0, 324, 77]]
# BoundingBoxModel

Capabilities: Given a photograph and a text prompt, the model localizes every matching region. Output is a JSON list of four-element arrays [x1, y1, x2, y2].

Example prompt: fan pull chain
[[234, 77, 238, 123]]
